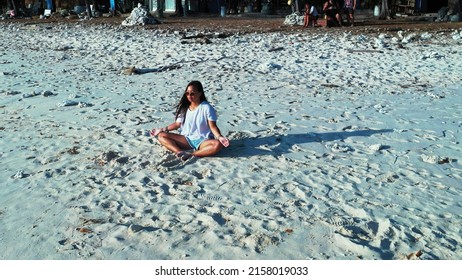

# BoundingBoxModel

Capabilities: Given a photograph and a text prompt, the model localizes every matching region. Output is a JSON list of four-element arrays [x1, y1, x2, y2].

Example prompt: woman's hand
[[150, 128, 163, 137], [218, 136, 230, 147]]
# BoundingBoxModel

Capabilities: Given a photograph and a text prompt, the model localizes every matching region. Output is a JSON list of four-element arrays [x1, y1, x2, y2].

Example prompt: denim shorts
[[186, 137, 206, 150]]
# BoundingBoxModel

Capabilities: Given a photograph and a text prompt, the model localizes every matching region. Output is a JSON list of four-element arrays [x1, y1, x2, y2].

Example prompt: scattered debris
[[56, 100, 92, 107], [181, 36, 212, 44], [121, 4, 160, 26], [11, 170, 27, 179], [283, 12, 304, 26], [421, 154, 452, 164], [22, 90, 55, 98], [67, 146, 79, 155], [403, 250, 423, 260], [76, 227, 93, 234]]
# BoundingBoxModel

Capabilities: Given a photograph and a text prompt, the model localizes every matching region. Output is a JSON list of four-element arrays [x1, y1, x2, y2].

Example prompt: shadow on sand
[[221, 129, 394, 158]]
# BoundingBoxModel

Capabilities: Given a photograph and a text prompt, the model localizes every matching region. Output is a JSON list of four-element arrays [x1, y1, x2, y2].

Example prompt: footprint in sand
[[375, 172, 399, 183], [325, 215, 357, 227], [158, 153, 197, 169], [159, 154, 182, 168]]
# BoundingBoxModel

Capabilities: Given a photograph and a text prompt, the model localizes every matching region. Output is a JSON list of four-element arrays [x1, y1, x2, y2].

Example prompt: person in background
[[150, 81, 230, 161], [323, 0, 342, 27], [303, 3, 319, 27], [343, 0, 356, 26]]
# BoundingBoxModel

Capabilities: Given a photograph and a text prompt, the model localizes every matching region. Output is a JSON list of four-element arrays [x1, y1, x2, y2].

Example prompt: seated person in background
[[303, 3, 319, 27], [323, 0, 342, 27]]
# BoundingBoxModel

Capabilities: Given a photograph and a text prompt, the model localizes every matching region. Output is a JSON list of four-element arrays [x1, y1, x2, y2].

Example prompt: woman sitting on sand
[[150, 81, 230, 160]]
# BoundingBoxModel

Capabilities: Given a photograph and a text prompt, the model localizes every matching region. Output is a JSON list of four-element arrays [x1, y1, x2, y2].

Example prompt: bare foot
[[176, 151, 193, 161]]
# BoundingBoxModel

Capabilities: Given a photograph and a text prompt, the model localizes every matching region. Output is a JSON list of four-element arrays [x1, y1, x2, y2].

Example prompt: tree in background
[[379, 0, 391, 20], [448, 0, 461, 15], [85, 0, 91, 16], [174, 0, 183, 15], [157, 0, 164, 18]]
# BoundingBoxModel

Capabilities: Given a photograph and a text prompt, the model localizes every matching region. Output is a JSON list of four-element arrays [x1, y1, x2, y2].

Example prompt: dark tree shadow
[[220, 129, 394, 158]]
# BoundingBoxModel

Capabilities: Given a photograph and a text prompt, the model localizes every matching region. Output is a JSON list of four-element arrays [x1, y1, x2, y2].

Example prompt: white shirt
[[310, 6, 318, 17], [176, 101, 217, 140]]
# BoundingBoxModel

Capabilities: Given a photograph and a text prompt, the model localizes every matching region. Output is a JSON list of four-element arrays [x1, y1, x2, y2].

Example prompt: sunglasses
[[185, 91, 200, 96]]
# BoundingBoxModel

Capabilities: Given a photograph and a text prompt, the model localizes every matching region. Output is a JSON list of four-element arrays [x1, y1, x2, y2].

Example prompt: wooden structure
[[393, 0, 416, 15]]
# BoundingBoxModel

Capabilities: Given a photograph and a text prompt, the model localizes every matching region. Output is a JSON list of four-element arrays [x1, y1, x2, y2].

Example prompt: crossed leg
[[157, 132, 223, 158], [192, 139, 223, 157], [157, 132, 191, 155]]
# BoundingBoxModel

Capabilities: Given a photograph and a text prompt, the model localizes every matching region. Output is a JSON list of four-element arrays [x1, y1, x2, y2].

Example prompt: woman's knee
[[157, 132, 169, 144], [200, 140, 223, 154], [213, 140, 224, 152]]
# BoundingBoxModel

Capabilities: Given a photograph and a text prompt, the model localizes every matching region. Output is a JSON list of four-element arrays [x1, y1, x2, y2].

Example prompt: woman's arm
[[165, 122, 181, 132], [208, 120, 230, 147], [150, 122, 181, 137]]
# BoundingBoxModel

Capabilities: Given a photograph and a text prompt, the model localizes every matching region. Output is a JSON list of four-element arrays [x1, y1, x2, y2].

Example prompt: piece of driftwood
[[268, 47, 284, 52], [179, 32, 230, 44], [122, 55, 232, 75], [347, 49, 384, 53], [121, 64, 182, 75], [181, 33, 207, 39], [321, 83, 341, 88], [180, 37, 212, 45], [181, 33, 229, 40]]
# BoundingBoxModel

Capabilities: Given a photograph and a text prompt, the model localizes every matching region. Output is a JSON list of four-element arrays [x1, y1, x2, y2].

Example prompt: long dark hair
[[175, 80, 208, 123]]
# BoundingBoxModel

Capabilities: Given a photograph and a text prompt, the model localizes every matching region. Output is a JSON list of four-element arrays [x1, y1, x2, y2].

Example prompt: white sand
[[0, 22, 461, 260]]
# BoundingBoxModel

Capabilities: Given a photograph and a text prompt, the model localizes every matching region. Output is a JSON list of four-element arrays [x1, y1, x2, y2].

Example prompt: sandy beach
[[0, 19, 461, 260]]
